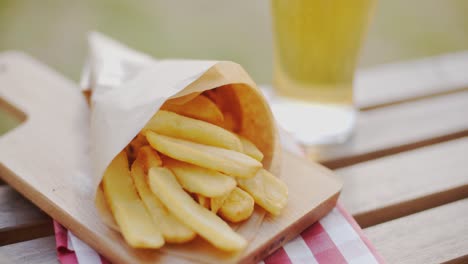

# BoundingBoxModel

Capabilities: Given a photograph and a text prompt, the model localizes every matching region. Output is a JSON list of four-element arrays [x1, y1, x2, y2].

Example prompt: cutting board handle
[[0, 52, 38, 126], [0, 52, 85, 139]]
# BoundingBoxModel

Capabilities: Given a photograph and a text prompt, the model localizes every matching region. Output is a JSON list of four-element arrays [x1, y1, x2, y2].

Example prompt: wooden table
[[1, 52, 468, 264]]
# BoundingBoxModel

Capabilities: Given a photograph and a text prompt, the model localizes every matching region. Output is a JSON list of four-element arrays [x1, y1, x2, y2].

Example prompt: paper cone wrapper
[[84, 33, 281, 260]]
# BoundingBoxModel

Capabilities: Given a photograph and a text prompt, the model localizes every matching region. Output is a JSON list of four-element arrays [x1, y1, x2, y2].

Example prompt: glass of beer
[[270, 0, 376, 145]]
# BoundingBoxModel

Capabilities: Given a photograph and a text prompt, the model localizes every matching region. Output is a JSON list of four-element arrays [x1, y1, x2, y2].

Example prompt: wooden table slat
[[355, 51, 468, 109], [310, 91, 468, 168], [364, 198, 468, 264], [337, 136, 468, 227], [0, 236, 58, 264], [0, 185, 53, 245]]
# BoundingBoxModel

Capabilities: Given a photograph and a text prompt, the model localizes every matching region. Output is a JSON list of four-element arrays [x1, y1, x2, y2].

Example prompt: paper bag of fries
[[85, 33, 288, 259]]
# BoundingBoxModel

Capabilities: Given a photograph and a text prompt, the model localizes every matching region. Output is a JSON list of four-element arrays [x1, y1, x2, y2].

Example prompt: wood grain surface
[[355, 51, 468, 109], [0, 186, 52, 245], [337, 136, 468, 227], [310, 91, 468, 168], [0, 236, 58, 264], [364, 198, 468, 264]]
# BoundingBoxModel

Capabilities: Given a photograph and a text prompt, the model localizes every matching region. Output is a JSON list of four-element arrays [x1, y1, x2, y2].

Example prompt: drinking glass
[[270, 0, 376, 144]]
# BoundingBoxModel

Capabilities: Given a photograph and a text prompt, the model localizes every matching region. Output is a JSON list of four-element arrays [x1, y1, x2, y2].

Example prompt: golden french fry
[[131, 134, 149, 151], [202, 87, 232, 112], [132, 153, 196, 243], [210, 192, 229, 214], [164, 159, 236, 197], [148, 167, 247, 251], [238, 136, 264, 162], [202, 89, 219, 105], [195, 193, 211, 209], [161, 95, 224, 125], [203, 86, 242, 132], [102, 152, 164, 248], [143, 110, 242, 152], [95, 186, 120, 231], [237, 169, 288, 216], [147, 132, 262, 178], [126, 134, 150, 163], [220, 112, 237, 132], [137, 146, 162, 174], [219, 187, 255, 223]]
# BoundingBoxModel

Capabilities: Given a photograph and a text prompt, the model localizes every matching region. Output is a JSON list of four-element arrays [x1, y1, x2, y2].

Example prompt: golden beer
[[271, 0, 376, 104]]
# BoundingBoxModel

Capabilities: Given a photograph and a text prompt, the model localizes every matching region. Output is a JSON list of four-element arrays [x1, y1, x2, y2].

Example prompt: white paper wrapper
[[84, 33, 280, 261]]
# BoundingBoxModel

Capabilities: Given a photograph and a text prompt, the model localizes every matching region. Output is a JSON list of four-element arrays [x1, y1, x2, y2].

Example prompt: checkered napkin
[[53, 130, 384, 264]]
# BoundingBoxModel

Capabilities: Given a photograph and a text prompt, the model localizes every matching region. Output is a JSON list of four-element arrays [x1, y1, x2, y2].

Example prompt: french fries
[[131, 150, 196, 243], [101, 92, 289, 253], [220, 112, 237, 132], [146, 132, 262, 178], [165, 158, 236, 197], [136, 146, 162, 173], [161, 95, 224, 125], [203, 87, 242, 132], [143, 110, 242, 152], [102, 152, 164, 248], [95, 186, 119, 231], [195, 193, 211, 209], [219, 187, 255, 223], [147, 166, 247, 251], [210, 192, 229, 214], [125, 134, 149, 164], [237, 169, 288, 216], [238, 136, 264, 162]]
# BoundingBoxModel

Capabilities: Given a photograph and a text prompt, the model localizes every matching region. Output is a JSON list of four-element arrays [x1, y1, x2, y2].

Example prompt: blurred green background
[[1, 0, 468, 134]]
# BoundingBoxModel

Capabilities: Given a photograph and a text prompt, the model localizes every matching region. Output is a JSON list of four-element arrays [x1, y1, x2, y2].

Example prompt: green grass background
[[1, 0, 467, 132]]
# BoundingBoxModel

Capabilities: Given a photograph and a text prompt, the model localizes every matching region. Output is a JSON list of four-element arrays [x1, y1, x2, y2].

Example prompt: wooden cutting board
[[0, 52, 342, 264]]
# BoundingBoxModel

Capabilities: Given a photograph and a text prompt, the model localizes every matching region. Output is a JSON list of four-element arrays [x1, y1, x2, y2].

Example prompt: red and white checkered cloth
[[54, 203, 383, 264], [53, 131, 384, 264]]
